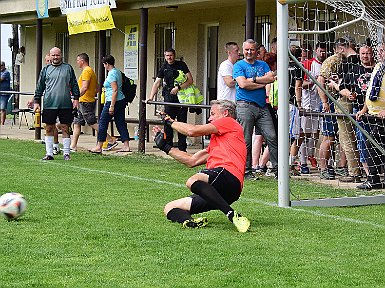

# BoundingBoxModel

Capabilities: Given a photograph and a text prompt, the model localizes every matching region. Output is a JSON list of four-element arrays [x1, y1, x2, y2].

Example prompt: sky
[[1, 24, 12, 66]]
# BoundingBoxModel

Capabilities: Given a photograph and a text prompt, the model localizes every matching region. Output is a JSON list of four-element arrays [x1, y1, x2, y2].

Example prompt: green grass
[[1, 139, 385, 287]]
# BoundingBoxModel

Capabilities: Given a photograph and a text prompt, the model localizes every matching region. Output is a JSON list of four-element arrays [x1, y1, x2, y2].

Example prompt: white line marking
[[0, 152, 185, 188], [241, 197, 385, 229], [2, 151, 385, 229]]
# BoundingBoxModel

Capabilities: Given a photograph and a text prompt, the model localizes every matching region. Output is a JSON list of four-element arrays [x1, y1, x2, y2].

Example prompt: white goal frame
[[276, 0, 385, 207]]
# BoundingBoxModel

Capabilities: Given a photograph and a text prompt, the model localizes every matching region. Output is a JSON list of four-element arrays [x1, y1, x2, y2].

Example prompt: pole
[[35, 19, 42, 141], [138, 8, 148, 153], [245, 0, 255, 40], [98, 30, 106, 119], [0, 24, 2, 64], [277, 1, 290, 207]]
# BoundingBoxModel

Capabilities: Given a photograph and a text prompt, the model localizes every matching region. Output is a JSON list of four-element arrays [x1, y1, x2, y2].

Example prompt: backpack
[[121, 72, 137, 104]]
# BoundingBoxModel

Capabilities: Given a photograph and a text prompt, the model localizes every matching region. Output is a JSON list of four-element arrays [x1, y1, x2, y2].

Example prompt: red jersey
[[206, 117, 246, 187]]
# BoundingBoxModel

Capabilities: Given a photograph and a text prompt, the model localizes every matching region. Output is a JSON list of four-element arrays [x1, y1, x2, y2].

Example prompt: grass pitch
[[1, 139, 385, 287]]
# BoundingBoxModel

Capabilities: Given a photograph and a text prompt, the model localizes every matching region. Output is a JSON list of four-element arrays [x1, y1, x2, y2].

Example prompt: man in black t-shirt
[[288, 45, 304, 107], [147, 48, 193, 151], [288, 45, 307, 176], [336, 44, 374, 178], [338, 45, 374, 111]]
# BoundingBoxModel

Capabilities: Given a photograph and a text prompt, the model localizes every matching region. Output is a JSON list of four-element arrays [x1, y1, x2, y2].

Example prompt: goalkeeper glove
[[157, 111, 174, 126], [154, 131, 172, 154]]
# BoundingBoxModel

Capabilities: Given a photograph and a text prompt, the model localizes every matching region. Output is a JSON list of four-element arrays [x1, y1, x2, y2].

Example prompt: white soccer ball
[[0, 192, 27, 220]]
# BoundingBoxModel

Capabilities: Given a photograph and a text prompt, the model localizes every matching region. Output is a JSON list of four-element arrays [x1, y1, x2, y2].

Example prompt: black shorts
[[42, 109, 73, 125], [190, 167, 242, 215]]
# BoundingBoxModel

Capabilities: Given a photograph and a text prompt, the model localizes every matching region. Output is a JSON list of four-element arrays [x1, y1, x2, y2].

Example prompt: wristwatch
[[252, 76, 257, 83]]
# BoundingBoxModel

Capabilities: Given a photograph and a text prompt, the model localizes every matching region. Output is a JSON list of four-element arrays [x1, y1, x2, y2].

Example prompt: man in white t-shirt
[[298, 42, 327, 173], [217, 42, 239, 102]]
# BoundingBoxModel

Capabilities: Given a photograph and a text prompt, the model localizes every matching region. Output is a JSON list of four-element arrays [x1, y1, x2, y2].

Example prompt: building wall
[[16, 2, 277, 133]]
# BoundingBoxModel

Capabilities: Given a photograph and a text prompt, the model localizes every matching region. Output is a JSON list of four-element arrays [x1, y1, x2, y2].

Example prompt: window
[[255, 16, 271, 50], [154, 22, 175, 77], [55, 32, 69, 63], [301, 4, 336, 56]]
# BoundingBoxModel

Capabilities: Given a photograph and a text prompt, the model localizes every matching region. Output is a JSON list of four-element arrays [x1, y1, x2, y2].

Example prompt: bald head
[[50, 47, 62, 66]]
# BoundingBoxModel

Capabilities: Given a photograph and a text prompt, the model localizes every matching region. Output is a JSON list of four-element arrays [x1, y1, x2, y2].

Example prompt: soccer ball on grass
[[0, 192, 27, 221]]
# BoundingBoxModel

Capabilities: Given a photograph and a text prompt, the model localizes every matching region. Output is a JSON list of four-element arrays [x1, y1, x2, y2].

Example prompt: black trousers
[[366, 117, 385, 183], [162, 88, 188, 151], [164, 105, 188, 151]]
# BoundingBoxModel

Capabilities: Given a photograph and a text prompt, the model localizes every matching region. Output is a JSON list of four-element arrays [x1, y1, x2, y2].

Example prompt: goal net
[[281, 0, 385, 206]]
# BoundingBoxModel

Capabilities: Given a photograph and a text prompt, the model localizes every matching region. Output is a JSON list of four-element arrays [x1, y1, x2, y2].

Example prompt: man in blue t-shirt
[[233, 39, 277, 179], [0, 61, 11, 125]]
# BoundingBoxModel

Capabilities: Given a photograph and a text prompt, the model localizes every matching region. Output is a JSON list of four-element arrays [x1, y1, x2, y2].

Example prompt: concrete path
[[0, 118, 201, 157]]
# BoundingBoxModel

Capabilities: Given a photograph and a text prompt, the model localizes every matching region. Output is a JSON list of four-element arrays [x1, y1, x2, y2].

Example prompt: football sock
[[166, 208, 193, 223], [299, 142, 307, 165], [45, 136, 54, 156], [289, 155, 296, 166], [190, 180, 233, 221], [62, 137, 71, 155], [308, 138, 315, 157], [226, 211, 235, 222]]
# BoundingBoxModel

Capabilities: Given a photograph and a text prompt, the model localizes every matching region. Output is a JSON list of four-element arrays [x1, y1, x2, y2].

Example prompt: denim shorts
[[0, 95, 10, 110], [319, 102, 338, 137], [289, 104, 300, 139], [353, 108, 370, 162]]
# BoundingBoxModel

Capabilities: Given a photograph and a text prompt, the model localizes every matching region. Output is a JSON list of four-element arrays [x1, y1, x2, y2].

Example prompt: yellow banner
[[67, 6, 115, 35]]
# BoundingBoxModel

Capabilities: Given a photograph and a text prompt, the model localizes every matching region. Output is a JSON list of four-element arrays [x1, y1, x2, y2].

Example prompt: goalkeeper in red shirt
[[153, 99, 250, 232]]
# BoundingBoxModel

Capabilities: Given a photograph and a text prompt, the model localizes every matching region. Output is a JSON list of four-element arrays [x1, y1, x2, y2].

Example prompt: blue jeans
[[0, 95, 10, 110], [98, 99, 129, 142], [236, 102, 278, 173], [353, 107, 369, 163]]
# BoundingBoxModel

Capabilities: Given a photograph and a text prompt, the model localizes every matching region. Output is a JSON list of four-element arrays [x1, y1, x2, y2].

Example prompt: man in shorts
[[317, 46, 345, 179], [34, 47, 80, 160], [153, 99, 250, 233], [0, 61, 11, 125], [298, 42, 327, 174], [288, 45, 305, 175], [70, 53, 116, 152]]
